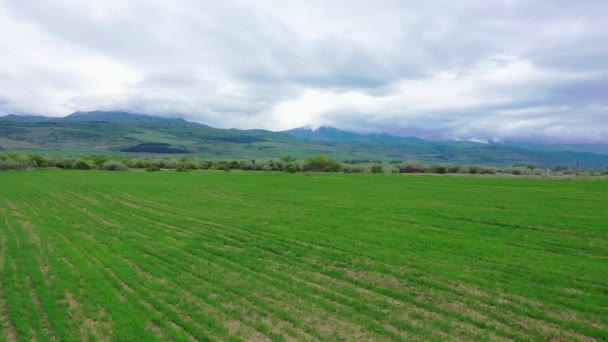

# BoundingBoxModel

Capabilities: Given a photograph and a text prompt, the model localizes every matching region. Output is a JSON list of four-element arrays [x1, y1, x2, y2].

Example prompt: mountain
[[63, 110, 190, 124], [504, 142, 608, 156], [0, 114, 53, 122], [282, 125, 421, 143], [367, 133, 422, 143], [2, 111, 608, 167], [0, 111, 268, 153], [283, 126, 362, 142]]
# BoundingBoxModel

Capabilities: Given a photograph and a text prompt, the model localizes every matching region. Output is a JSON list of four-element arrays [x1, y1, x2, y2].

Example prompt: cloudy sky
[[0, 0, 607, 143]]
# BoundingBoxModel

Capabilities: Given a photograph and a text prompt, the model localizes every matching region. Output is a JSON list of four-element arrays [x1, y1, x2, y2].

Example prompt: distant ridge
[[0, 111, 191, 125], [282, 125, 421, 143], [64, 110, 188, 124], [1, 110, 608, 167], [504, 141, 608, 156], [0, 114, 52, 122], [282, 125, 361, 142]]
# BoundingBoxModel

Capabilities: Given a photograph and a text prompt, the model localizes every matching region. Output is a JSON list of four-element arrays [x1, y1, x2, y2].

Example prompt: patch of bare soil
[[63, 290, 112, 341]]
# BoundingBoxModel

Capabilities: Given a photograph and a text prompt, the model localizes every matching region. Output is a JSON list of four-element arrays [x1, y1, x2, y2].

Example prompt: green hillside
[[1, 111, 607, 167]]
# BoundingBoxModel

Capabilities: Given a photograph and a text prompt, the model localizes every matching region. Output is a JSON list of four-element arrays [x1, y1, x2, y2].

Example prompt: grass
[[0, 170, 607, 341]]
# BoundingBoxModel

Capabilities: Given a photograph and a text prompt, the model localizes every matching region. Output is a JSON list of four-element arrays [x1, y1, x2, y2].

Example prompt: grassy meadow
[[0, 171, 607, 341]]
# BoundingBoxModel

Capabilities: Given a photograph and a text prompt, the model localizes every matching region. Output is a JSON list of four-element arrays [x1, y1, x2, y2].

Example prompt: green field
[[0, 171, 607, 341]]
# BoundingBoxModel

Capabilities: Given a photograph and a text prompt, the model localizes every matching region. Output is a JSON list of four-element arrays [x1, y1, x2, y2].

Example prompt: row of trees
[[1, 152, 606, 176]]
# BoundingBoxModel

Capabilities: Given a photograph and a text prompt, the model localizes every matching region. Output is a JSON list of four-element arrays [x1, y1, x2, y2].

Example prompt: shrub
[[398, 161, 426, 173], [56, 161, 73, 169], [285, 164, 297, 173], [263, 160, 283, 171], [198, 161, 213, 170], [303, 154, 341, 172], [28, 154, 45, 167], [176, 162, 197, 171], [213, 161, 229, 171], [448, 164, 462, 173], [164, 159, 177, 169], [294, 160, 304, 172], [514, 163, 537, 170], [45, 155, 73, 169], [532, 168, 545, 176], [73, 159, 93, 170], [102, 161, 128, 171], [430, 164, 447, 174], [479, 166, 498, 174], [342, 164, 365, 173], [228, 160, 244, 170], [276, 160, 286, 171], [119, 158, 137, 168], [88, 156, 109, 167], [0, 159, 21, 170], [241, 161, 259, 171], [281, 156, 296, 163], [504, 166, 531, 175], [212, 161, 231, 171], [146, 165, 161, 172], [370, 165, 383, 173], [131, 159, 148, 169]]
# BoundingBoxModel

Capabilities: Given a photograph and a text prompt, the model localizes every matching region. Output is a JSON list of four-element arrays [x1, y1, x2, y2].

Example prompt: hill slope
[[1, 111, 608, 167], [283, 126, 362, 142]]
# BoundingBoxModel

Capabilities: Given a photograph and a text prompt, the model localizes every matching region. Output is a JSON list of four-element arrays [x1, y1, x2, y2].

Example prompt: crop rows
[[1, 171, 607, 341]]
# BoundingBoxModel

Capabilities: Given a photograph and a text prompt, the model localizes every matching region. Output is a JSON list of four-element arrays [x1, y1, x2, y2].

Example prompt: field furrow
[[0, 171, 606, 341]]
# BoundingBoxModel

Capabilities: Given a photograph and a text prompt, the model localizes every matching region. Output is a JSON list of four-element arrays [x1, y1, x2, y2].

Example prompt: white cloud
[[0, 0, 607, 142]]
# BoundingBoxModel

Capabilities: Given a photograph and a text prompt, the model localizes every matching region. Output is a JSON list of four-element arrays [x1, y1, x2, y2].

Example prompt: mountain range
[[1, 111, 607, 168]]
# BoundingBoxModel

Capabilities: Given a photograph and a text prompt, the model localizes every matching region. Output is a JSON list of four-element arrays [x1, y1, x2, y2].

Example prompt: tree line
[[1, 152, 606, 176]]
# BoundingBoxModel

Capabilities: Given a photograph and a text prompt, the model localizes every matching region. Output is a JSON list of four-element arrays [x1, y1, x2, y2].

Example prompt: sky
[[0, 0, 607, 143]]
